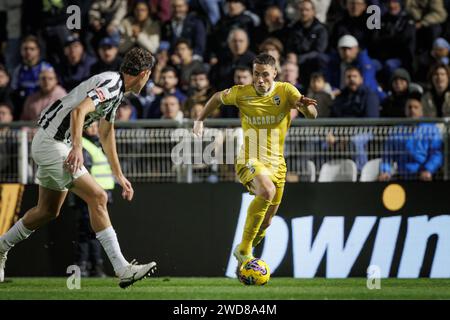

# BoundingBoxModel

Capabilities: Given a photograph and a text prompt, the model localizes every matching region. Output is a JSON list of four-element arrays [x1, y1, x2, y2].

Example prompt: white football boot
[[0, 251, 7, 283], [233, 245, 254, 266], [118, 259, 157, 289]]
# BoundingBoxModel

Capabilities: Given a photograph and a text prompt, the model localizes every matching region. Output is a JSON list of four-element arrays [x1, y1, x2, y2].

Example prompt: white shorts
[[32, 128, 88, 191]]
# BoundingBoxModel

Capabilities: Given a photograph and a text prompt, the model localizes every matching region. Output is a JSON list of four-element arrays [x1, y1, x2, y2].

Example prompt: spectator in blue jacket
[[326, 35, 386, 100], [330, 66, 380, 118], [379, 96, 443, 181], [161, 0, 207, 60]]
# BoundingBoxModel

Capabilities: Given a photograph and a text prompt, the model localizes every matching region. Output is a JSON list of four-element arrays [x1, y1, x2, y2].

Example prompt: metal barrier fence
[[1, 118, 449, 183]]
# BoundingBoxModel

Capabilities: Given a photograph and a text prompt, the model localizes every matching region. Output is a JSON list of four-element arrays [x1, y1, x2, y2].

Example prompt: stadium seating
[[318, 159, 358, 182]]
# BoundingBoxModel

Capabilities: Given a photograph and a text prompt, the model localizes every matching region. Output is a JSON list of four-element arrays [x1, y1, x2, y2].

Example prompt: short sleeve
[[285, 82, 302, 107], [87, 75, 121, 109], [220, 85, 240, 106]]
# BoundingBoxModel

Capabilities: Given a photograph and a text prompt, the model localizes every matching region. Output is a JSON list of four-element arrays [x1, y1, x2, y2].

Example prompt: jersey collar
[[253, 82, 276, 97]]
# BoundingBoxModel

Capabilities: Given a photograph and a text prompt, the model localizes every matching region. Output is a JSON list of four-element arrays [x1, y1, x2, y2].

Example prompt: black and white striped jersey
[[37, 71, 125, 142]]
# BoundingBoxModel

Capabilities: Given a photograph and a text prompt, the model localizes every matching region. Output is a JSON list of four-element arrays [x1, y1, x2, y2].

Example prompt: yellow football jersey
[[220, 81, 302, 168]]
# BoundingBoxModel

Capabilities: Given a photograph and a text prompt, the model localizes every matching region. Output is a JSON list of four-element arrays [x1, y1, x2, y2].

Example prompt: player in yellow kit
[[193, 53, 317, 267]]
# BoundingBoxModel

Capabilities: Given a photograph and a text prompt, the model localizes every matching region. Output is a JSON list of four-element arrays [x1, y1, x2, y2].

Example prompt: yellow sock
[[239, 196, 271, 255], [253, 229, 267, 248]]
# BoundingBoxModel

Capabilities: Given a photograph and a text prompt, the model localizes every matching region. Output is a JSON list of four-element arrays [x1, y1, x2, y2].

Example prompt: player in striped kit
[[0, 48, 157, 288]]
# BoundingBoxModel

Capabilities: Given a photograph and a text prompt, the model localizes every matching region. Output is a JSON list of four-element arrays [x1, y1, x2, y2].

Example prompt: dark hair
[[234, 65, 252, 74], [190, 67, 209, 78], [253, 53, 276, 68], [161, 65, 178, 76], [427, 62, 450, 83], [120, 47, 156, 76], [344, 65, 362, 75], [259, 37, 284, 55], [0, 102, 13, 114], [407, 91, 423, 102], [310, 72, 325, 81], [21, 35, 41, 49], [174, 38, 192, 50]]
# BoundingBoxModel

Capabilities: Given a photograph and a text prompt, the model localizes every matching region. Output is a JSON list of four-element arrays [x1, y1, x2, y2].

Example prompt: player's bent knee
[[89, 189, 108, 208], [259, 184, 276, 201]]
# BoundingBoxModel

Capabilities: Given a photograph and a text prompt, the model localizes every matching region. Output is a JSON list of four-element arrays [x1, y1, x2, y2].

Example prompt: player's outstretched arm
[[99, 118, 134, 201], [296, 96, 318, 119], [66, 97, 96, 174], [193, 91, 222, 137]]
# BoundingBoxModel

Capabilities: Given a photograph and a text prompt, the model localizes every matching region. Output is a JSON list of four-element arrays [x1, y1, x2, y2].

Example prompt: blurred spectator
[[416, 37, 450, 84], [58, 35, 97, 91], [330, 66, 380, 117], [381, 68, 417, 117], [211, 0, 258, 59], [171, 39, 205, 92], [161, 94, 184, 122], [253, 6, 286, 48], [259, 37, 284, 74], [307, 72, 333, 117], [405, 0, 448, 53], [184, 69, 216, 117], [146, 66, 187, 118], [192, 0, 222, 26], [88, 0, 127, 51], [247, 0, 287, 18], [119, 1, 161, 54], [379, 96, 443, 181], [233, 65, 253, 85], [149, 0, 172, 23], [371, 0, 416, 77], [90, 36, 123, 74], [210, 29, 255, 90], [0, 102, 17, 181], [286, 0, 328, 87], [11, 36, 53, 119], [116, 100, 135, 121], [21, 68, 66, 121], [161, 0, 207, 60], [311, 0, 332, 23], [1, 0, 22, 74], [0, 65, 13, 107], [280, 61, 303, 92], [330, 0, 373, 50], [326, 35, 385, 100], [190, 102, 204, 120], [422, 63, 450, 116]]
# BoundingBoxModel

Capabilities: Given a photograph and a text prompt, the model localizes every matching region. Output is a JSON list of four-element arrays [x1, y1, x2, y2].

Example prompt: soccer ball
[[238, 258, 270, 286]]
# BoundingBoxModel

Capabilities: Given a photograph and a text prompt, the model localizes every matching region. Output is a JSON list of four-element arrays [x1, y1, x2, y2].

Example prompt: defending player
[[193, 53, 317, 267], [0, 48, 156, 288]]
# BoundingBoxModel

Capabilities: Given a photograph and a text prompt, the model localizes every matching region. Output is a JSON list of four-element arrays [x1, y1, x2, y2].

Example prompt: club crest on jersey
[[95, 88, 106, 102], [273, 95, 281, 106]]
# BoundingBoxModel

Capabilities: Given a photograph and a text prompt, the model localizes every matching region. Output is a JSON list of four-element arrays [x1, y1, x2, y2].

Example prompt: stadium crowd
[[0, 0, 450, 182]]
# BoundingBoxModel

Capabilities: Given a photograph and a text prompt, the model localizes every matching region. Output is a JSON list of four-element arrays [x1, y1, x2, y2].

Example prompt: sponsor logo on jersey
[[273, 95, 281, 106], [95, 88, 106, 102]]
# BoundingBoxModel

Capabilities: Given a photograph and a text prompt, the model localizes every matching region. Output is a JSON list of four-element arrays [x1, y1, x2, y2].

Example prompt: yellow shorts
[[235, 158, 286, 205]]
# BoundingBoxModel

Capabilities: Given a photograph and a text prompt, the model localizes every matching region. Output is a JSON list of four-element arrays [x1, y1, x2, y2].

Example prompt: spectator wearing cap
[[210, 28, 255, 90], [416, 38, 450, 84], [286, 0, 328, 87], [405, 0, 448, 53], [330, 66, 379, 118], [381, 68, 413, 117], [58, 34, 97, 91], [11, 35, 53, 120], [422, 63, 450, 117], [379, 96, 443, 181], [330, 0, 374, 50], [90, 36, 123, 74], [161, 0, 207, 60], [21, 68, 67, 121], [252, 6, 287, 49], [119, 1, 161, 54], [326, 35, 385, 100], [370, 0, 416, 76], [211, 0, 258, 61], [0, 65, 13, 108]]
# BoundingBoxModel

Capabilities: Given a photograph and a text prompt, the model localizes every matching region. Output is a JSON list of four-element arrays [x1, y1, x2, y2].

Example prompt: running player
[[193, 53, 317, 267], [0, 48, 157, 288]]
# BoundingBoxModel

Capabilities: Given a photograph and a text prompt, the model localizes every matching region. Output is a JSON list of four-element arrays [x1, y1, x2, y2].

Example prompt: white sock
[[96, 226, 129, 275], [0, 219, 34, 254]]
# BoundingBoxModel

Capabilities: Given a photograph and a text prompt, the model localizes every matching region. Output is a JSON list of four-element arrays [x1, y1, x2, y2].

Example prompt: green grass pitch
[[1, 278, 450, 299]]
